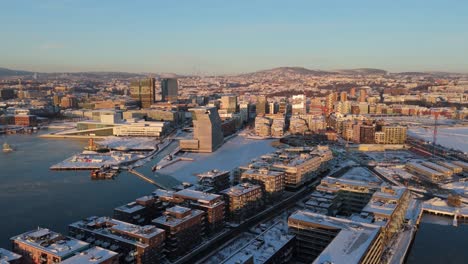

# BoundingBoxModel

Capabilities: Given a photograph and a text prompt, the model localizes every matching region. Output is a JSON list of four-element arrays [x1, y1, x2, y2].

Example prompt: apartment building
[[221, 183, 264, 223], [196, 169, 231, 192], [241, 168, 285, 199], [69, 217, 165, 264], [152, 206, 205, 261], [11, 228, 89, 264]]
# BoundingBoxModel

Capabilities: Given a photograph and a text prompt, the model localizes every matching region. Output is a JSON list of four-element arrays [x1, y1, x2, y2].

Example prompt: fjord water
[[0, 131, 176, 248], [405, 214, 468, 264]]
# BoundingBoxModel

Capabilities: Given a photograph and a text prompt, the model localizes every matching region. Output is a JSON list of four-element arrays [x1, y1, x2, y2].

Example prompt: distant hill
[[0, 67, 33, 77], [242, 67, 336, 77], [335, 68, 387, 75]]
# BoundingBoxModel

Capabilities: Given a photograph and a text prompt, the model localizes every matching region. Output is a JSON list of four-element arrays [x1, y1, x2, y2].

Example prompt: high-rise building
[[326, 92, 337, 115], [161, 78, 178, 102], [130, 78, 156, 108], [340, 91, 348, 102], [292, 94, 307, 114], [350, 87, 356, 97], [360, 125, 376, 144], [220, 95, 238, 113], [180, 106, 224, 152], [359, 89, 367, 103], [256, 95, 268, 116], [382, 126, 407, 144]]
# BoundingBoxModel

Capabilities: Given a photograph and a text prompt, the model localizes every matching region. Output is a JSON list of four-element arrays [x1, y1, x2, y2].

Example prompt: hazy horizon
[[2, 0, 468, 74]]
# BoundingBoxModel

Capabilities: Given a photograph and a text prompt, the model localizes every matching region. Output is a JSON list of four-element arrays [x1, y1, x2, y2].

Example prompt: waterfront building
[[69, 217, 165, 264], [11, 228, 89, 264], [14, 115, 37, 127], [61, 247, 118, 264], [173, 189, 225, 234], [130, 78, 156, 108], [288, 211, 383, 264], [152, 206, 205, 261], [180, 106, 224, 153], [241, 168, 285, 199], [0, 248, 21, 264], [196, 169, 231, 193], [221, 183, 264, 223], [114, 195, 166, 225], [254, 116, 272, 137], [161, 78, 178, 102], [113, 121, 169, 137]]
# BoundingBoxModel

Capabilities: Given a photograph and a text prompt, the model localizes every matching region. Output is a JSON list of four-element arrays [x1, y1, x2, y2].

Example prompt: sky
[[1, 0, 468, 74]]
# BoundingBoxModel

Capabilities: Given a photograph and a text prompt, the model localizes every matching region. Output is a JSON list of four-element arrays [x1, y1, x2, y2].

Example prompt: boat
[[3, 142, 14, 152]]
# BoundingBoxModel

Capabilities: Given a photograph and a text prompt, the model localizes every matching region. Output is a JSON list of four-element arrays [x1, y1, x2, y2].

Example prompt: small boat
[[3, 142, 14, 152]]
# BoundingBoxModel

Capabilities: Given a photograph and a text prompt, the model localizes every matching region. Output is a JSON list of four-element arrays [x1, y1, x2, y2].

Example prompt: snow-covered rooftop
[[61, 246, 118, 264], [0, 248, 21, 263], [289, 211, 381, 264], [11, 228, 89, 258]]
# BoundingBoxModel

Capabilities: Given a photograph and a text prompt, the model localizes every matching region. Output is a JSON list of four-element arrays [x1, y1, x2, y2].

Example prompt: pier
[[127, 168, 172, 190]]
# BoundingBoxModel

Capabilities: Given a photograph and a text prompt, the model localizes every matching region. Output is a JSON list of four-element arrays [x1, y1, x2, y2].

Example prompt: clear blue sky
[[1, 0, 467, 74]]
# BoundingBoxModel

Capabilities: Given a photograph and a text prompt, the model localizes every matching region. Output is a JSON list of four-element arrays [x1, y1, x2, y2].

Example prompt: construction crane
[[432, 112, 439, 157]]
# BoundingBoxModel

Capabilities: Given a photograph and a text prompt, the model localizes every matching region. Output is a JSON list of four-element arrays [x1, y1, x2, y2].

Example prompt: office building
[[256, 95, 268, 116], [180, 106, 224, 153], [130, 78, 156, 108], [69, 217, 165, 264], [221, 95, 238, 113], [11, 228, 89, 264], [152, 206, 205, 261], [161, 78, 178, 102], [291, 94, 307, 114]]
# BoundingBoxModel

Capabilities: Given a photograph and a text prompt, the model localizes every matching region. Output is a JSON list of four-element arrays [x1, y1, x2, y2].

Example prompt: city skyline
[[1, 0, 468, 74]]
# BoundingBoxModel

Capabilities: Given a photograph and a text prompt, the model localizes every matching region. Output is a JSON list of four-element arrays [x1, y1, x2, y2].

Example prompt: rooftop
[[0, 248, 21, 263], [69, 217, 164, 247], [11, 228, 89, 258], [61, 247, 118, 264], [174, 188, 222, 204], [221, 183, 262, 197], [153, 207, 204, 227], [289, 211, 381, 264], [114, 202, 145, 214]]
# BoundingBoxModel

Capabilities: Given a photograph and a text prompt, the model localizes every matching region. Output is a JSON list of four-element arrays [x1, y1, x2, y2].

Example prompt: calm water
[[406, 214, 468, 264], [0, 131, 177, 249]]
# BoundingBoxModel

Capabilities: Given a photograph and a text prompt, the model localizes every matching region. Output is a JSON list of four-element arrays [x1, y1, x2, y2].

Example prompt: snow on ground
[[157, 136, 276, 183], [408, 126, 468, 153]]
